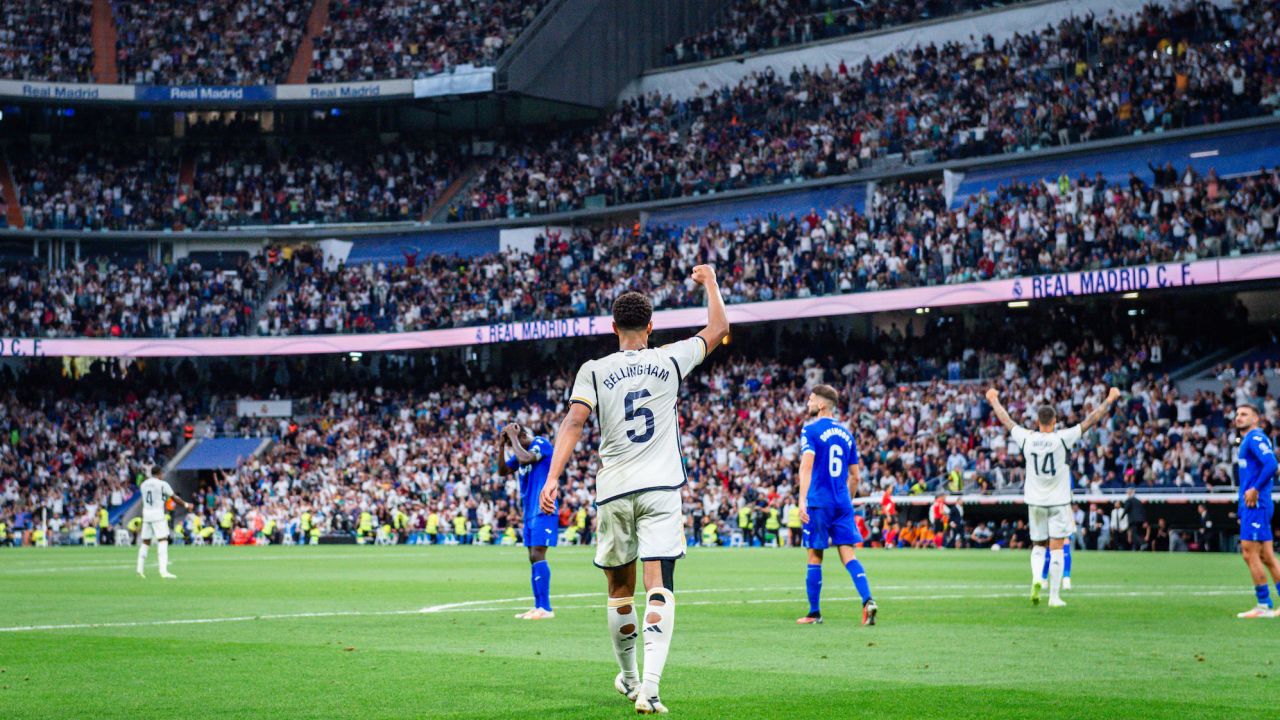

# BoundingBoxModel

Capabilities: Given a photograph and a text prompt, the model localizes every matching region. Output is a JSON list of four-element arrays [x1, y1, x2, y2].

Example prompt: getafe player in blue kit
[[795, 384, 877, 626], [498, 423, 558, 620], [1233, 403, 1280, 619]]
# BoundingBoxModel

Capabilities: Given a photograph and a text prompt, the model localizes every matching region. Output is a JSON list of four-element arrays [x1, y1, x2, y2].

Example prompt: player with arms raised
[[136, 466, 194, 579], [986, 387, 1120, 607], [540, 265, 729, 715], [1232, 403, 1279, 618], [498, 423, 558, 620]]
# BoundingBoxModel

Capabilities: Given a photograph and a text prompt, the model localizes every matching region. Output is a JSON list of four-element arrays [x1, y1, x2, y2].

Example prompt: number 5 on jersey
[[624, 389, 654, 443]]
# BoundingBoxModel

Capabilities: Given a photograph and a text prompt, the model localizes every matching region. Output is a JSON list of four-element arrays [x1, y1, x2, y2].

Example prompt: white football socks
[[158, 540, 170, 575], [641, 588, 674, 699], [136, 542, 148, 574], [1030, 545, 1046, 585], [607, 596, 639, 682], [1048, 548, 1064, 601]]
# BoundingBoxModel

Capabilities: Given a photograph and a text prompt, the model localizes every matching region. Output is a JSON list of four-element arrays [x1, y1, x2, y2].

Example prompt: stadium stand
[[0, 0, 95, 82], [4, 165, 1277, 337], [456, 0, 1280, 215], [111, 0, 309, 85], [0, 297, 1270, 550], [307, 0, 549, 82], [661, 0, 1017, 67]]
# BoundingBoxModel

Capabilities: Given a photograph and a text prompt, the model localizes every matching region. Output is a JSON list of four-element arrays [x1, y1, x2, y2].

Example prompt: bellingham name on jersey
[[800, 417, 858, 508], [600, 363, 672, 390]]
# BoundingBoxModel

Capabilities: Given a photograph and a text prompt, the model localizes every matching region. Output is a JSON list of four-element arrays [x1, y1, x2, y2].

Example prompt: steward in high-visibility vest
[[766, 508, 781, 532], [737, 506, 752, 530], [83, 526, 97, 545], [701, 523, 718, 546], [477, 523, 493, 544], [426, 512, 440, 543], [786, 506, 802, 529], [220, 511, 234, 531]]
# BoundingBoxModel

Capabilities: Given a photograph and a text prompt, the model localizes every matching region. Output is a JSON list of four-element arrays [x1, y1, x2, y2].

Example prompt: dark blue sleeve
[[504, 455, 519, 471], [848, 433, 860, 465], [1253, 436, 1278, 488]]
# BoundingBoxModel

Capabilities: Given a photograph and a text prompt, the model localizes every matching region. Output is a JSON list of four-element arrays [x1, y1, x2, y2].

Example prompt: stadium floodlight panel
[[1122, 292, 1140, 300], [1007, 301, 1030, 309]]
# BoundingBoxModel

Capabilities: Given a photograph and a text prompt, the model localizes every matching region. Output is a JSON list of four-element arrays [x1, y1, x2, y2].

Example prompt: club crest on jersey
[[601, 364, 671, 390]]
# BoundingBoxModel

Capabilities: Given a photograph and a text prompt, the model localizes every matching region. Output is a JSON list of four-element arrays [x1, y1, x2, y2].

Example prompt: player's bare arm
[[798, 451, 814, 523], [984, 388, 1016, 431], [848, 462, 862, 500], [504, 424, 539, 466], [691, 264, 729, 355], [1078, 387, 1122, 432], [496, 428, 514, 476], [541, 402, 591, 513]]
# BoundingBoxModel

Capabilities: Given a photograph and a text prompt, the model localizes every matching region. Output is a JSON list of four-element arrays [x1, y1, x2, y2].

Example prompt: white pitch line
[[0, 586, 1244, 634]]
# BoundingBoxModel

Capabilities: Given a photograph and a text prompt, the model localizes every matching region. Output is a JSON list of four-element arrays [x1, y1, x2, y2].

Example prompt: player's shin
[[136, 542, 148, 574], [607, 596, 639, 682], [641, 588, 674, 699], [805, 564, 823, 615], [844, 559, 872, 605], [1048, 548, 1064, 601], [158, 540, 169, 575], [532, 560, 552, 611], [1030, 545, 1046, 586]]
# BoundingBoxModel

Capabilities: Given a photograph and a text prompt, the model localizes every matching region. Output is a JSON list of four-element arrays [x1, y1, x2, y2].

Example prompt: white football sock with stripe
[[158, 540, 169, 574], [1030, 545, 1046, 585], [641, 588, 674, 699], [607, 596, 639, 682], [1048, 549, 1064, 601], [136, 543, 148, 574]]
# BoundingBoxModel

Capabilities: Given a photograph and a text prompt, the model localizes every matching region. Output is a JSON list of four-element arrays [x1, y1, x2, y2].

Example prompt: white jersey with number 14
[[1010, 424, 1081, 506]]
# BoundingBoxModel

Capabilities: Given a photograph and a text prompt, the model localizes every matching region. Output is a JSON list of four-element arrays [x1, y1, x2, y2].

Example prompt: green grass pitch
[[1, 545, 1276, 719]]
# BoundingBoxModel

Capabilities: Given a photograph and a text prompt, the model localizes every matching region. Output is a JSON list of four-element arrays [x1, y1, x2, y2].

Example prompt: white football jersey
[[1010, 424, 1082, 506], [570, 336, 706, 504], [139, 477, 174, 522]]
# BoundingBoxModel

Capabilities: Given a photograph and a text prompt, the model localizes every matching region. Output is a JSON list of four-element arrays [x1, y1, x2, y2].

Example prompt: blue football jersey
[[1238, 428, 1277, 510], [509, 436, 556, 519], [800, 417, 858, 509]]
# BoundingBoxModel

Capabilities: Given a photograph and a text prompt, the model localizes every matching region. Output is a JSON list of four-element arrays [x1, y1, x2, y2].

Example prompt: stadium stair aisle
[[90, 0, 119, 84], [288, 0, 329, 85], [0, 151, 24, 229], [427, 161, 485, 222], [174, 152, 196, 229]]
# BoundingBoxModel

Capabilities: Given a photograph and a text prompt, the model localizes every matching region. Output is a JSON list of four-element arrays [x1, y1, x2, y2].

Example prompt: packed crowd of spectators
[[12, 143, 181, 232], [9, 140, 458, 231], [4, 164, 1278, 338], [0, 387, 185, 546], [0, 0, 94, 82], [456, 0, 1280, 216], [663, 0, 1008, 66], [179, 142, 459, 229], [307, 0, 547, 83], [2, 302, 1274, 550], [112, 0, 308, 85], [269, 166, 1280, 335], [0, 254, 269, 338]]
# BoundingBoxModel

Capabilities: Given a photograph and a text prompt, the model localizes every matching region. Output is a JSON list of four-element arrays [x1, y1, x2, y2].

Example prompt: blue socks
[[531, 560, 552, 611], [805, 564, 823, 615], [1042, 543, 1073, 580], [845, 559, 873, 605], [1256, 584, 1272, 608]]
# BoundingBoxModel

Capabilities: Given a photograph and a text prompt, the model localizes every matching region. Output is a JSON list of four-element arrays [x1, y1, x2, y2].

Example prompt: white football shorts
[[593, 489, 685, 568]]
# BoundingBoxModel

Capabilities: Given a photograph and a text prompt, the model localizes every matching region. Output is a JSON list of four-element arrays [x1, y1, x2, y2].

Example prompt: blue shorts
[[802, 504, 863, 550], [523, 515, 559, 548], [1240, 506, 1274, 543]]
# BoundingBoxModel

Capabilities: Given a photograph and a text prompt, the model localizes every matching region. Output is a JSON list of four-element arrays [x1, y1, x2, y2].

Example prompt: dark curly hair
[[612, 291, 653, 332]]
